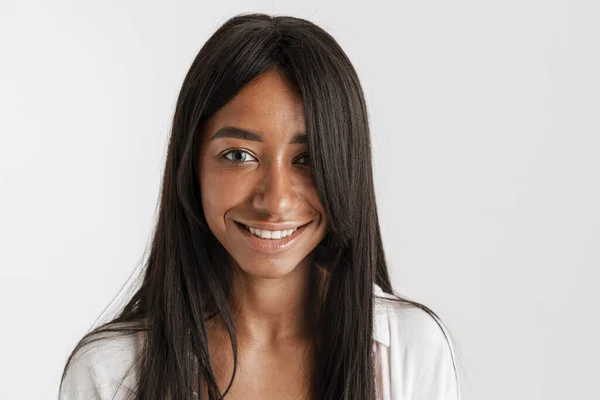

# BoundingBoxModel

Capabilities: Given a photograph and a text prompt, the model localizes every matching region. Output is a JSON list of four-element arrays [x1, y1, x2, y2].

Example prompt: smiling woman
[[198, 70, 327, 279], [59, 13, 459, 400]]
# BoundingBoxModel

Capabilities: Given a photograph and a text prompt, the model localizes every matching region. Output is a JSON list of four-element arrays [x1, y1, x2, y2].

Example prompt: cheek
[[199, 170, 246, 225], [199, 168, 222, 224], [301, 178, 326, 214]]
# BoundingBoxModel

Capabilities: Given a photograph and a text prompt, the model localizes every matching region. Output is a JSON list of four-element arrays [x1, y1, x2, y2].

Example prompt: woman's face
[[197, 69, 328, 279]]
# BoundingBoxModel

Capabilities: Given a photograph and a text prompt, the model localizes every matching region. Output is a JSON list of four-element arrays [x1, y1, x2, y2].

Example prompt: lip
[[235, 221, 309, 230], [234, 220, 311, 254]]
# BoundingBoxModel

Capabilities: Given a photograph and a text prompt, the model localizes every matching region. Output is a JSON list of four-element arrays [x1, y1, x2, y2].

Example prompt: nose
[[252, 160, 299, 218]]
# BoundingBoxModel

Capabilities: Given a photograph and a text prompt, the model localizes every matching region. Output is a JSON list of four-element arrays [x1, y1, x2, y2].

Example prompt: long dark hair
[[60, 13, 421, 399]]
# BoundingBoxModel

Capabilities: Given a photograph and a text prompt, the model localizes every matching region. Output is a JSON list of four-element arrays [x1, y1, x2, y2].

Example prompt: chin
[[231, 253, 314, 280]]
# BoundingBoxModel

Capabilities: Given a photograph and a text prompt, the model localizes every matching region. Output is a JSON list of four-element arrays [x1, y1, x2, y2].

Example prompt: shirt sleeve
[[59, 348, 108, 400], [382, 298, 461, 400], [59, 334, 138, 400], [411, 309, 461, 400]]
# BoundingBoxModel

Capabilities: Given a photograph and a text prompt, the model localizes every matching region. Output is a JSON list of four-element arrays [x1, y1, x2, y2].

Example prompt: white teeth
[[246, 225, 298, 239]]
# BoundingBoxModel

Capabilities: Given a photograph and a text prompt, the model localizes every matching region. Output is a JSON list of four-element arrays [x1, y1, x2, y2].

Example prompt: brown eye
[[222, 149, 257, 163], [295, 153, 310, 166]]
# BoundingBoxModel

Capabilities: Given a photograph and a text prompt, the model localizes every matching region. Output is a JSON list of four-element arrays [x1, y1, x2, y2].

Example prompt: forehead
[[204, 69, 306, 140]]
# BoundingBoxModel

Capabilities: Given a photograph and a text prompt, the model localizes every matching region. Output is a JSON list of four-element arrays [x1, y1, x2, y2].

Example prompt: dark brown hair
[[60, 13, 450, 399]]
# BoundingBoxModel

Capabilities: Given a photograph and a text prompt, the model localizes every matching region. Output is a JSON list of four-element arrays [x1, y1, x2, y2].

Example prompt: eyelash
[[221, 149, 310, 166]]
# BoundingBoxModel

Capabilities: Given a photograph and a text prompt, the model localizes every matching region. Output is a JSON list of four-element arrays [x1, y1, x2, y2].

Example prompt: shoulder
[[373, 284, 460, 399], [59, 323, 142, 400], [374, 284, 453, 348]]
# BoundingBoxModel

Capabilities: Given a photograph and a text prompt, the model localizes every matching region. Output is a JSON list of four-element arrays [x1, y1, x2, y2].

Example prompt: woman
[[59, 13, 460, 400]]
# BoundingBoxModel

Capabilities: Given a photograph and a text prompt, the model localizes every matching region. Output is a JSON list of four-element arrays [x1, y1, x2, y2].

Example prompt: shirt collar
[[373, 283, 391, 347]]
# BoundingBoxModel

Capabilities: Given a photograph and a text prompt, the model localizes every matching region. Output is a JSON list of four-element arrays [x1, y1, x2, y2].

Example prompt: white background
[[1, 1, 599, 399]]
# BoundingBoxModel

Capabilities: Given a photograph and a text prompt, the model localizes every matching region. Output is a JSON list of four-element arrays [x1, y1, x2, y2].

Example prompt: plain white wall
[[1, 1, 598, 399]]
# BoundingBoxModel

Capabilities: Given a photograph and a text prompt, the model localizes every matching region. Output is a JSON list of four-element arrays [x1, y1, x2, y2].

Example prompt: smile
[[245, 225, 298, 239], [234, 220, 311, 253]]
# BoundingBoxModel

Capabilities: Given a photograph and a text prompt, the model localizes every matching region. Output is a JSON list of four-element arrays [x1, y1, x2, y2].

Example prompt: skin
[[195, 67, 328, 398]]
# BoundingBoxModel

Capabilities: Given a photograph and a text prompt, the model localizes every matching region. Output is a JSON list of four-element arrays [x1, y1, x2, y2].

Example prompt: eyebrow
[[210, 126, 307, 144]]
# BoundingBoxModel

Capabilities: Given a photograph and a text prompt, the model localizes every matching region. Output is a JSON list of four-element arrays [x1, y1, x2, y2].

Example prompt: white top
[[60, 284, 460, 399]]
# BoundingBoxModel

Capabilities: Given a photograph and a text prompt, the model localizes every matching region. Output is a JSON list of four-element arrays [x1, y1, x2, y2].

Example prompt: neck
[[226, 257, 321, 346]]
